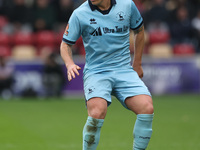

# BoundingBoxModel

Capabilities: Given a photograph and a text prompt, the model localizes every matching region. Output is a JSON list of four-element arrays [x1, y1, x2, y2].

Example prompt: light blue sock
[[133, 114, 154, 150], [83, 116, 104, 150]]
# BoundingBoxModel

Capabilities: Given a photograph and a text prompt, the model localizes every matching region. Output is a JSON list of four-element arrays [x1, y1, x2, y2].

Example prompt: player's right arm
[[60, 41, 81, 81]]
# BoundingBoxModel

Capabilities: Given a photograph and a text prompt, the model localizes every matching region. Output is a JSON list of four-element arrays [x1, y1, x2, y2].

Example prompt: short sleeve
[[130, 1, 143, 30], [62, 11, 81, 45]]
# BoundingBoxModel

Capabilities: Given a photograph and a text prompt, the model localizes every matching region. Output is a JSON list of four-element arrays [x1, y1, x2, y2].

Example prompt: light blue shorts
[[83, 68, 151, 109]]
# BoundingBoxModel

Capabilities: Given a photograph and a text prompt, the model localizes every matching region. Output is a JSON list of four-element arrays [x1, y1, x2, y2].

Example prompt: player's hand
[[67, 64, 81, 81], [133, 64, 143, 78]]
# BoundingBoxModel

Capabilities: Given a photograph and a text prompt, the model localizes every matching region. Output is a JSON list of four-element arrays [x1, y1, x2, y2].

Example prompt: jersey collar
[[88, 0, 116, 14]]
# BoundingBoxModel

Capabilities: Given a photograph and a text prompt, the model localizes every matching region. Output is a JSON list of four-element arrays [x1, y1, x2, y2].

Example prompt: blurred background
[[0, 1, 200, 150], [0, 0, 200, 99]]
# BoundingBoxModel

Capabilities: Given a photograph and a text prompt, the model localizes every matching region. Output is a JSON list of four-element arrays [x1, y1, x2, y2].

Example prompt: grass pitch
[[0, 94, 200, 150]]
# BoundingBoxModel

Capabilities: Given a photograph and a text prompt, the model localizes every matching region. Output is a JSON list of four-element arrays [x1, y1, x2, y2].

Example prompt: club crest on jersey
[[116, 11, 125, 21], [90, 18, 97, 24], [64, 24, 69, 36]]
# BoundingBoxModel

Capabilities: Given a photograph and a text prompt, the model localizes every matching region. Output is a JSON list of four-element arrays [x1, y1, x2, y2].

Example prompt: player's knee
[[89, 110, 106, 119], [88, 107, 107, 119], [87, 98, 107, 119], [144, 102, 154, 114]]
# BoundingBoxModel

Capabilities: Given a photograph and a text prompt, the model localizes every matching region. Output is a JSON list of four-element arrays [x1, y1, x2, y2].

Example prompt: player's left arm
[[132, 25, 145, 78]]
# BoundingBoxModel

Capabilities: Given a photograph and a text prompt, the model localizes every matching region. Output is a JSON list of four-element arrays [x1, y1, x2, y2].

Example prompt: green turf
[[0, 94, 200, 150]]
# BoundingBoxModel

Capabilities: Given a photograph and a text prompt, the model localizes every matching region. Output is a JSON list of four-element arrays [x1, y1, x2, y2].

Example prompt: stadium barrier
[[11, 56, 200, 96]]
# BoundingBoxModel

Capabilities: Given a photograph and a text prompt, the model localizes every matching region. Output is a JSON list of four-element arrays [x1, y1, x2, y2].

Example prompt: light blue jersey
[[63, 0, 143, 78]]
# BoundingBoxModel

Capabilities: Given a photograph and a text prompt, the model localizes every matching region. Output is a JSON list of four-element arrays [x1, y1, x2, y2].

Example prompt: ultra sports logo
[[90, 25, 128, 36], [90, 11, 127, 36], [90, 27, 102, 36]]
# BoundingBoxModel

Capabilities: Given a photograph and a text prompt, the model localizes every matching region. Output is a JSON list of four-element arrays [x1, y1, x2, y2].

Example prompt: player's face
[[90, 0, 108, 8]]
